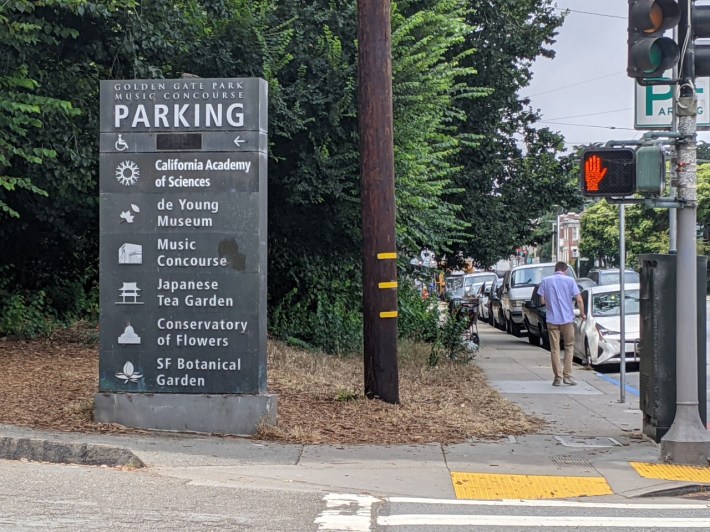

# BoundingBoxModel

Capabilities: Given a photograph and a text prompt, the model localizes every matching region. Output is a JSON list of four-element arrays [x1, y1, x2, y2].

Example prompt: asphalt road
[[2, 460, 708, 532], [0, 459, 323, 531]]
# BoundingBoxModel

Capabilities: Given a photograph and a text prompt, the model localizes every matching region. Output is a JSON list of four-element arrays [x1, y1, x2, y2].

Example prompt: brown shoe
[[563, 377, 577, 386], [552, 378, 562, 386]]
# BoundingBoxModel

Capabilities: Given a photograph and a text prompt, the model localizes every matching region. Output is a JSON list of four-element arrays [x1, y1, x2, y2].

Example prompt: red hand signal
[[584, 155, 608, 192]]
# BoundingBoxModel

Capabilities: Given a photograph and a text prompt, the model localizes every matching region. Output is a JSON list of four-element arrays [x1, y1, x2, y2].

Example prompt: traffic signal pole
[[660, 0, 710, 465]]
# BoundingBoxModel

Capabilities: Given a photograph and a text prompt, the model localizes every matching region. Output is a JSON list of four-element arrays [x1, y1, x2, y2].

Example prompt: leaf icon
[[131, 204, 140, 213], [123, 361, 135, 376]]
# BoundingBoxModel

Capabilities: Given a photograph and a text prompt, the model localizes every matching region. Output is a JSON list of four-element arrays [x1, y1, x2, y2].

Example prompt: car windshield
[[447, 276, 464, 291], [592, 289, 640, 317], [511, 266, 573, 287], [599, 271, 640, 285], [464, 275, 496, 294]]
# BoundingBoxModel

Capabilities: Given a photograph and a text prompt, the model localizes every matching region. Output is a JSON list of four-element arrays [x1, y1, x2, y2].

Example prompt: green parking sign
[[634, 78, 710, 130]]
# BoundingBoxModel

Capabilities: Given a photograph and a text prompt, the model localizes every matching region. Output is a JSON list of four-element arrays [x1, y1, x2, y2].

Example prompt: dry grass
[[0, 326, 544, 443], [260, 339, 544, 444]]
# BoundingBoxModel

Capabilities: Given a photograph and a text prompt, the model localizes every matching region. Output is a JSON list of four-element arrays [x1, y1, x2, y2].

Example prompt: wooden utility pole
[[358, 0, 399, 403]]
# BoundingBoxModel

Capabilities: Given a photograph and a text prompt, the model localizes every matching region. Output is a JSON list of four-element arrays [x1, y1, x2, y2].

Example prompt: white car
[[573, 283, 641, 366]]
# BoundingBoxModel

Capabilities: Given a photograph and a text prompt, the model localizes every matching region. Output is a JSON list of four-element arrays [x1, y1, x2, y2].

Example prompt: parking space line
[[594, 372, 640, 397]]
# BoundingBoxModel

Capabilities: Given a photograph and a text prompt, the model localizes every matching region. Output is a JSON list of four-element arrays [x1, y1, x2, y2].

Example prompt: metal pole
[[670, 26, 678, 254], [670, 189, 678, 253], [661, 1, 710, 462], [358, 0, 399, 404], [551, 222, 557, 262], [619, 204, 626, 404]]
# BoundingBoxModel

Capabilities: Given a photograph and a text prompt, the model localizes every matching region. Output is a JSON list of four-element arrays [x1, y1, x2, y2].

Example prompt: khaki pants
[[548, 323, 574, 379]]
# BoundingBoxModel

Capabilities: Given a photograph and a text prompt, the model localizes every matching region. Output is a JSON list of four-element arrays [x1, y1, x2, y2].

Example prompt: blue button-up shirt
[[537, 271, 579, 325]]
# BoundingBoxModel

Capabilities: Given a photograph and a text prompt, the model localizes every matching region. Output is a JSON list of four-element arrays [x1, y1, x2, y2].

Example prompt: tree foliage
[[446, 0, 582, 267], [580, 199, 676, 269]]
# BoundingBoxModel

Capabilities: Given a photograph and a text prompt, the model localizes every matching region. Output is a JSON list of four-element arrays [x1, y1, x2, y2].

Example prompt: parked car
[[523, 284, 572, 350], [587, 268, 639, 286], [463, 272, 497, 302], [572, 283, 641, 366], [501, 262, 576, 337], [476, 276, 500, 324], [489, 277, 506, 330], [522, 284, 549, 348], [576, 277, 596, 291]]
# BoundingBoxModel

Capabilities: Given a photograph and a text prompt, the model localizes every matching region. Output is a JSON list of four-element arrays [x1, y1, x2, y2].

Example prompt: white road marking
[[377, 514, 710, 527], [314, 493, 379, 531], [316, 493, 710, 531], [387, 496, 710, 509]]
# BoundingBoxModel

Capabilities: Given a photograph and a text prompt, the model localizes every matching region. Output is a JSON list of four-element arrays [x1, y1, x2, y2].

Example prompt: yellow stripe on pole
[[380, 311, 398, 318], [378, 281, 398, 289], [377, 252, 397, 260]]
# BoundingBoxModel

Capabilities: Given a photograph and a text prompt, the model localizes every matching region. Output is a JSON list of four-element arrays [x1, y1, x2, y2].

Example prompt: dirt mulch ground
[[0, 324, 544, 444]]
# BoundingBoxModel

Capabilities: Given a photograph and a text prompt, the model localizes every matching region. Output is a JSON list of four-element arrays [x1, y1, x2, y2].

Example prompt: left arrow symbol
[[234, 136, 245, 147]]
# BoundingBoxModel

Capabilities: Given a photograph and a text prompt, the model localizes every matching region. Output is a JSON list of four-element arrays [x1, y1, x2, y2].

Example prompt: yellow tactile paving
[[451, 472, 613, 500], [630, 462, 710, 483]]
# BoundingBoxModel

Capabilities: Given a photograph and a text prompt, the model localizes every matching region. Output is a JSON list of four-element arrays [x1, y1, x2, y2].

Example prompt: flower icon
[[116, 361, 143, 383]]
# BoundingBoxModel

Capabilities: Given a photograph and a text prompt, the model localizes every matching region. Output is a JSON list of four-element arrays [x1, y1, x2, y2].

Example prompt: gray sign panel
[[100, 78, 267, 132], [99, 78, 267, 395]]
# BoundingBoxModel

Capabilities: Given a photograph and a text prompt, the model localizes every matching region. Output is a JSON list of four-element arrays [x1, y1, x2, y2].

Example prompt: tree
[[0, 1, 81, 218], [579, 199, 673, 270], [0, 0, 210, 323], [445, 0, 582, 267]]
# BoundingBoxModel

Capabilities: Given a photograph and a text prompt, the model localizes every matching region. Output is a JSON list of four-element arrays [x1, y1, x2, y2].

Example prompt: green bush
[[0, 290, 57, 338], [270, 262, 364, 356], [0, 265, 98, 339], [397, 277, 440, 343], [429, 306, 474, 366]]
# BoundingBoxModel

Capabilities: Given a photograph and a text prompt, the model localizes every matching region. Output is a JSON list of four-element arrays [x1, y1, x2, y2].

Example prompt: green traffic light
[[645, 42, 663, 72], [627, 0, 681, 80], [630, 36, 679, 77]]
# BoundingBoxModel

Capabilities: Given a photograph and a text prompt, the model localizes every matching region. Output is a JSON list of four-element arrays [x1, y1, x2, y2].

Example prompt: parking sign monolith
[[95, 78, 276, 435]]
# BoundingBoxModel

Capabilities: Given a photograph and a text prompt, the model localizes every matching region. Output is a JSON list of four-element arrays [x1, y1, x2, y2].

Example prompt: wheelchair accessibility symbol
[[115, 134, 129, 151]]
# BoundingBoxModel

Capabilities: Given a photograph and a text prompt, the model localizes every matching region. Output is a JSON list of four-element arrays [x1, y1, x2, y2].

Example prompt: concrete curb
[[0, 436, 144, 468], [637, 484, 710, 499]]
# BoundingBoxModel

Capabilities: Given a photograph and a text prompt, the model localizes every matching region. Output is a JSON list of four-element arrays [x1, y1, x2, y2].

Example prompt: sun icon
[[115, 161, 140, 186]]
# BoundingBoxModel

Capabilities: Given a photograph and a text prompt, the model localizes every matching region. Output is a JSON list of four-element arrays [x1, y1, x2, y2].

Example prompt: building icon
[[118, 323, 141, 345], [118, 243, 142, 264]]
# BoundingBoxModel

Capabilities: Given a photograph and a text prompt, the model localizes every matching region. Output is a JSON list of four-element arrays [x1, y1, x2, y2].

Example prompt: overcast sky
[[525, 0, 710, 150]]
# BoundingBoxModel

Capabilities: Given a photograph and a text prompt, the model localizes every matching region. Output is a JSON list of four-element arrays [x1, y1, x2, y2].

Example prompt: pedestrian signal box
[[581, 148, 637, 197]]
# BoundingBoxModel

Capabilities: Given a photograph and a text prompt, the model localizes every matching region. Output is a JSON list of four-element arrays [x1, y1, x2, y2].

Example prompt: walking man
[[537, 262, 586, 386]]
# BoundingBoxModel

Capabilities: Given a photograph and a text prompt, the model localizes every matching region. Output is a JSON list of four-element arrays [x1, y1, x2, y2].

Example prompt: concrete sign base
[[94, 392, 277, 436]]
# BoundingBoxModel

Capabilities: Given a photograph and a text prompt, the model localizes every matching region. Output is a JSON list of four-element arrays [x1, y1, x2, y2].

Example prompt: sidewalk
[[1, 323, 709, 501]]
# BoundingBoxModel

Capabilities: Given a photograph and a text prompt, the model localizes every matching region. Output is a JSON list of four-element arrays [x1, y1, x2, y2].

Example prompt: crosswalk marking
[[316, 493, 710, 531], [388, 496, 710, 509], [315, 493, 379, 531], [377, 514, 710, 528]]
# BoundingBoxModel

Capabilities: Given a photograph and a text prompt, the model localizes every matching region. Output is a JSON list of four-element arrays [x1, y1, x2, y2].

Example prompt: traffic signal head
[[581, 148, 637, 197], [636, 143, 665, 195], [627, 0, 681, 81], [691, 4, 710, 77]]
